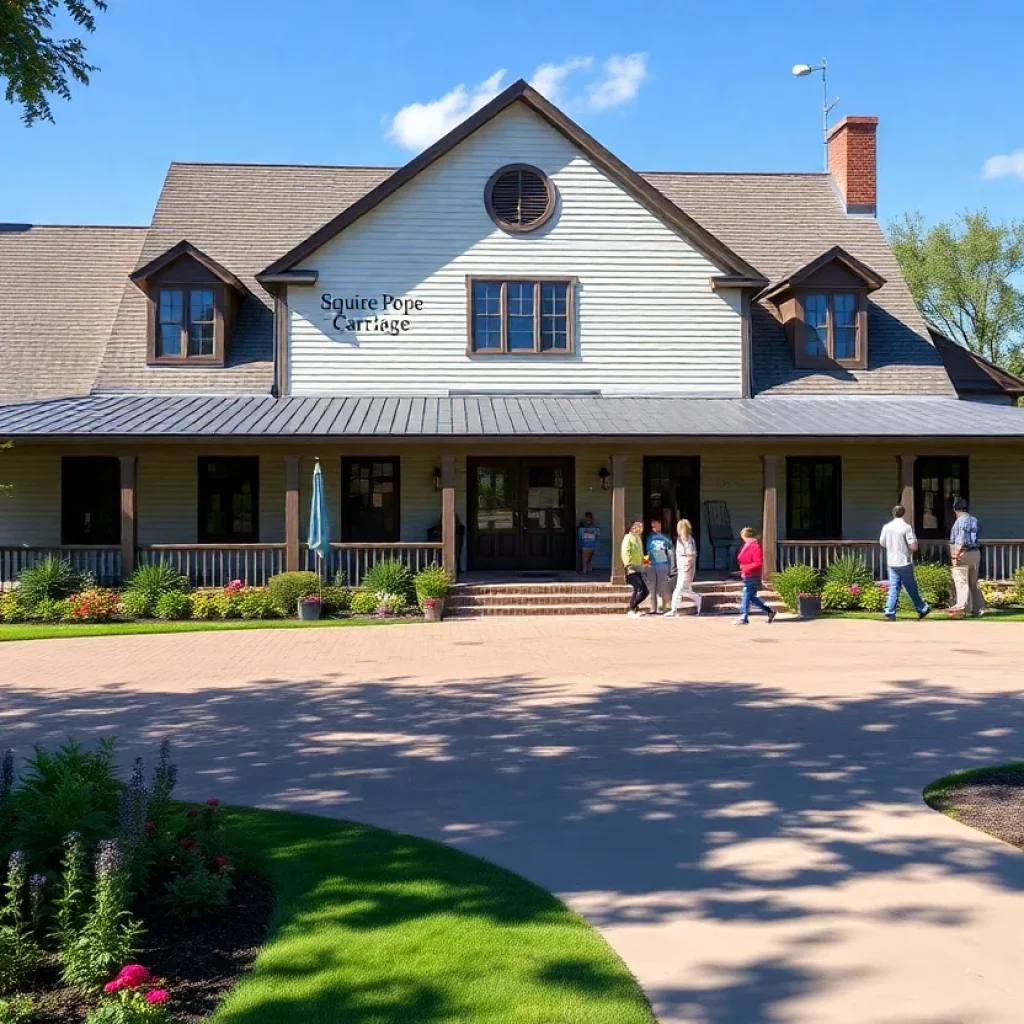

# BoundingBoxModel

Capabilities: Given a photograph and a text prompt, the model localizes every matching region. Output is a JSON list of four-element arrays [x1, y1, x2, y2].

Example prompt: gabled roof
[[929, 327, 1024, 398], [130, 239, 251, 296], [259, 79, 766, 285], [759, 245, 886, 302]]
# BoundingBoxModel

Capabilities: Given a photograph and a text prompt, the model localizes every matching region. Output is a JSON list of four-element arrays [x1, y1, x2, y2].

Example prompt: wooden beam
[[441, 456, 457, 578], [899, 454, 916, 529], [762, 455, 779, 578], [119, 455, 137, 581], [611, 454, 626, 584], [285, 455, 300, 572]]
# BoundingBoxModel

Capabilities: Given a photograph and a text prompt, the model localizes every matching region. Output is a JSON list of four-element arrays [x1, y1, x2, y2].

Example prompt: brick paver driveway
[[5, 616, 1024, 1023]]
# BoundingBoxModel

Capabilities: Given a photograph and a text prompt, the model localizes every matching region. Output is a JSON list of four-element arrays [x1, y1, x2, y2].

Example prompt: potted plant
[[414, 564, 454, 621], [297, 595, 322, 621], [797, 591, 821, 619]]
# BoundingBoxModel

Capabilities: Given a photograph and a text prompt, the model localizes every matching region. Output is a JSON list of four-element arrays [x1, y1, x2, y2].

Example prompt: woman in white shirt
[[668, 519, 703, 616]]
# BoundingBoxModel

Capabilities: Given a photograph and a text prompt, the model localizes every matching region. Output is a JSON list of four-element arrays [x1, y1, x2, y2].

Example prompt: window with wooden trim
[[469, 279, 574, 354], [198, 457, 259, 543], [342, 458, 400, 542], [61, 457, 121, 545], [786, 456, 842, 540], [796, 290, 867, 368], [153, 285, 221, 363]]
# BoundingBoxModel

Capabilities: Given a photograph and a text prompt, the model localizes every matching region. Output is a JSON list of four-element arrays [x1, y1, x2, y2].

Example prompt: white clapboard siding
[[289, 103, 743, 396]]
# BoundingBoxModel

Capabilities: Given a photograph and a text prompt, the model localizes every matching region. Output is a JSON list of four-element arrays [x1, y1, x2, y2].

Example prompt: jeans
[[648, 562, 671, 612], [952, 549, 985, 615], [626, 570, 649, 612], [739, 576, 772, 621], [885, 564, 926, 616]]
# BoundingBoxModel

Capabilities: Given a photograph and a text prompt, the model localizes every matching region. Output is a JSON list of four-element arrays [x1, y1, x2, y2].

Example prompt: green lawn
[[211, 808, 654, 1024], [923, 763, 1024, 812], [0, 617, 419, 642]]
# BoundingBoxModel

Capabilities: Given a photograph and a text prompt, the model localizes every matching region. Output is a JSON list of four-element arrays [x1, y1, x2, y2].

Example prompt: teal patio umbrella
[[308, 458, 331, 591]]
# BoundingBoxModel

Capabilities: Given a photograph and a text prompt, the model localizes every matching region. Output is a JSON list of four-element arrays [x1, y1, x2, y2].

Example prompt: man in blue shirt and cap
[[949, 497, 985, 617]]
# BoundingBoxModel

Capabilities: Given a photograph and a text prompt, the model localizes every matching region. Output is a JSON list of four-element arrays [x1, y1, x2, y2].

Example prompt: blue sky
[[2, 0, 1022, 230]]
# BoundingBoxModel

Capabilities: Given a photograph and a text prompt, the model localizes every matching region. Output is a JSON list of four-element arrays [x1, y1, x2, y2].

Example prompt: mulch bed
[[27, 870, 273, 1023], [928, 765, 1024, 851]]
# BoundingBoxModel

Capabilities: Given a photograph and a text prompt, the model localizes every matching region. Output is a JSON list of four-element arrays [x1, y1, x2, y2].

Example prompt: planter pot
[[297, 599, 322, 621], [797, 594, 821, 619], [423, 599, 445, 622]]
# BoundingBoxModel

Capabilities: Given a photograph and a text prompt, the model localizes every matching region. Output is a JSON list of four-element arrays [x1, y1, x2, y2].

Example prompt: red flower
[[145, 989, 170, 1005], [145, 821, 156, 834], [179, 839, 196, 850], [214, 855, 229, 869], [115, 964, 151, 989], [206, 798, 220, 807], [104, 980, 123, 993], [186, 809, 197, 818]]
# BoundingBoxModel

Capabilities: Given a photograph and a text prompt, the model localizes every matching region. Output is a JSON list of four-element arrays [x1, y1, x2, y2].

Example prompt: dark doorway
[[643, 457, 701, 551], [915, 456, 969, 539], [468, 457, 575, 572], [61, 457, 121, 545]]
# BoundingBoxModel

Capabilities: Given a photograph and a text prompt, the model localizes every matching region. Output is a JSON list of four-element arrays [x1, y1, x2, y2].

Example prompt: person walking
[[735, 527, 776, 625], [949, 497, 985, 617], [879, 504, 930, 620], [577, 512, 599, 576], [645, 518, 673, 614], [668, 518, 702, 616], [620, 519, 649, 617]]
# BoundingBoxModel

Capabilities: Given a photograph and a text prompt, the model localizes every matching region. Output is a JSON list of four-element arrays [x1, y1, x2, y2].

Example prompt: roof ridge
[[642, 171, 831, 178], [0, 222, 148, 231], [168, 160, 397, 171]]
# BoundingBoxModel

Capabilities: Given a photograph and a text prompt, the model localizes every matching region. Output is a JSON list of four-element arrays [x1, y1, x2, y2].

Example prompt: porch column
[[119, 456, 137, 579], [899, 454, 916, 526], [441, 455, 457, 578], [285, 455, 300, 572], [610, 454, 627, 584], [762, 455, 779, 578]]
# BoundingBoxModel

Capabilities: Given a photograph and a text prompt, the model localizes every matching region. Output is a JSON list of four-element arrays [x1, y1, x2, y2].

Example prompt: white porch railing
[[303, 542, 444, 586], [776, 539, 1024, 581], [137, 544, 286, 588], [0, 546, 122, 586]]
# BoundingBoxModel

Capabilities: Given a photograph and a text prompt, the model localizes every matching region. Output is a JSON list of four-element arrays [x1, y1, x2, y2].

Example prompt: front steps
[[447, 579, 784, 618]]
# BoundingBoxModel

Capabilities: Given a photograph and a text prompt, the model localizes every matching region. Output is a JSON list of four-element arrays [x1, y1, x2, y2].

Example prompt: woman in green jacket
[[621, 520, 649, 617]]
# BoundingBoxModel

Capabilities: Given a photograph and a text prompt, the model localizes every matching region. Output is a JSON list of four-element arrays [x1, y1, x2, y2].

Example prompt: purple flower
[[95, 839, 123, 880], [29, 873, 45, 922], [151, 738, 178, 805], [118, 757, 149, 852]]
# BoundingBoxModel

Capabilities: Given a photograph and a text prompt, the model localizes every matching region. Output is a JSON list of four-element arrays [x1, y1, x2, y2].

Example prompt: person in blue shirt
[[577, 512, 600, 576], [949, 497, 985, 617], [645, 519, 674, 614]]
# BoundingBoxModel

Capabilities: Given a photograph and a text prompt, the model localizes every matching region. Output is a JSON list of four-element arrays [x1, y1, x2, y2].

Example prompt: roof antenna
[[792, 58, 840, 171]]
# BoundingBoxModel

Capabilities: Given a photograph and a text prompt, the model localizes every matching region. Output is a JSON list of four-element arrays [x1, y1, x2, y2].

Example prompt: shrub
[[188, 592, 219, 621], [16, 557, 84, 610], [375, 593, 407, 618], [68, 589, 122, 623], [912, 561, 954, 607], [362, 560, 413, 602], [1012, 566, 1024, 605], [163, 865, 232, 921], [414, 564, 453, 605], [350, 590, 378, 616], [236, 588, 278, 620], [123, 564, 188, 608], [119, 591, 151, 620], [0, 594, 25, 625], [320, 585, 350, 614], [981, 580, 1012, 607], [153, 592, 190, 621], [824, 554, 873, 589], [30, 597, 69, 624], [213, 591, 242, 619], [771, 564, 821, 612], [0, 997, 36, 1024], [266, 572, 318, 616], [822, 580, 860, 611], [858, 585, 887, 613]]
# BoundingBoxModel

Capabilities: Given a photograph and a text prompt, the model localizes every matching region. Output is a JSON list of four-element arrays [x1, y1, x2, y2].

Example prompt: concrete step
[[448, 591, 764, 610]]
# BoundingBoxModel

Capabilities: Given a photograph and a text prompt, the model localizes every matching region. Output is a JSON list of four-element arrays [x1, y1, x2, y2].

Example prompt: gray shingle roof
[[0, 224, 145, 403], [1, 392, 1021, 439]]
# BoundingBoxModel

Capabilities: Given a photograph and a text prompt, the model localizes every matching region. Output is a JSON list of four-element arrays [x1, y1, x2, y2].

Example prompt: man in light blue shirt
[[645, 519, 673, 615], [950, 498, 985, 617]]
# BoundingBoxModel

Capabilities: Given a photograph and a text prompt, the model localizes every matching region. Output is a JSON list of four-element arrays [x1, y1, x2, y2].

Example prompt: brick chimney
[[827, 116, 878, 216]]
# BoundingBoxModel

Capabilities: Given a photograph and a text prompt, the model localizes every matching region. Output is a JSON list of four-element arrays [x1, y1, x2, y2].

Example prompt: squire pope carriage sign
[[320, 293, 422, 337]]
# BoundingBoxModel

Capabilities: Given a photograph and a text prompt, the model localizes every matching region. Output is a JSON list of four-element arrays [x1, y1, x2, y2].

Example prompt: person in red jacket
[[735, 527, 776, 625]]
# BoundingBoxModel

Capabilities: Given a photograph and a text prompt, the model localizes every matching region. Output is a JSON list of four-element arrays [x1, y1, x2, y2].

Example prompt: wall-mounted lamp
[[432, 466, 442, 492], [598, 466, 610, 491]]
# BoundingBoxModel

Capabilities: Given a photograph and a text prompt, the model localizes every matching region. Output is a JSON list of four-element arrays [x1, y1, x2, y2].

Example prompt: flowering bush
[[86, 965, 171, 1023], [188, 591, 220, 620], [236, 589, 279, 620], [68, 589, 122, 623], [224, 579, 245, 595], [821, 581, 859, 611], [981, 580, 1012, 607], [153, 592, 190, 621], [771, 564, 821, 612], [0, 852, 42, 995], [858, 585, 887, 613], [0, 594, 26, 625], [349, 590, 378, 616], [375, 593, 407, 618]]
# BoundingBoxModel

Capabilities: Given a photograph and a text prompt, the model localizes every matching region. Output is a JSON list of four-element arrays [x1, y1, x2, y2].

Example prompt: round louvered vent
[[485, 164, 555, 232]]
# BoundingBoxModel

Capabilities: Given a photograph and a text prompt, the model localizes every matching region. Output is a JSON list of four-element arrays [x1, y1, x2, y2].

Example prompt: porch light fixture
[[791, 58, 839, 170], [432, 466, 442, 492], [598, 466, 610, 491]]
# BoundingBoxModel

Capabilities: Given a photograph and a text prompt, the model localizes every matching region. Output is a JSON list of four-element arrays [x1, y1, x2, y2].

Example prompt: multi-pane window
[[469, 279, 573, 354], [786, 457, 842, 540], [799, 291, 862, 364], [915, 457, 969, 539], [156, 287, 217, 360], [198, 457, 259, 542], [61, 457, 121, 545], [342, 458, 400, 542]]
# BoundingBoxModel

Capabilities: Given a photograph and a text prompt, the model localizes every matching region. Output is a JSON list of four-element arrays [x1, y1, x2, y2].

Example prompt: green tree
[[0, 1, 106, 125], [889, 210, 1024, 370]]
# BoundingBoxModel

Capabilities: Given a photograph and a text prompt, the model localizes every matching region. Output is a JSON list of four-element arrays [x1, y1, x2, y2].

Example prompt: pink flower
[[186, 809, 197, 818], [145, 821, 156, 834], [206, 798, 220, 807], [849, 585, 861, 595], [115, 964, 151, 989], [104, 980, 123, 993], [145, 989, 170, 1005], [214, 855, 229, 869], [179, 839, 196, 850]]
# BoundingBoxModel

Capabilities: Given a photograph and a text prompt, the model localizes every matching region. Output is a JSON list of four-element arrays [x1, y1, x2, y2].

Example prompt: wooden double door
[[468, 457, 576, 572]]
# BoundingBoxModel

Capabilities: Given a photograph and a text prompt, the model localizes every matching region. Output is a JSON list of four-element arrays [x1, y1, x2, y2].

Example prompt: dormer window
[[157, 287, 217, 358]]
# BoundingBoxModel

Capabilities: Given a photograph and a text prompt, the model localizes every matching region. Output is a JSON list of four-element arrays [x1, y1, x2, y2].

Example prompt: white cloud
[[982, 150, 1024, 181], [531, 57, 593, 106], [386, 70, 507, 152], [385, 54, 650, 152], [587, 53, 649, 111]]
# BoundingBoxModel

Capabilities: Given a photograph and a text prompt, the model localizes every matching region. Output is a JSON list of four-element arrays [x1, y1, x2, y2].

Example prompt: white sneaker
[[627, 610, 641, 618], [734, 618, 748, 626], [665, 611, 677, 618]]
